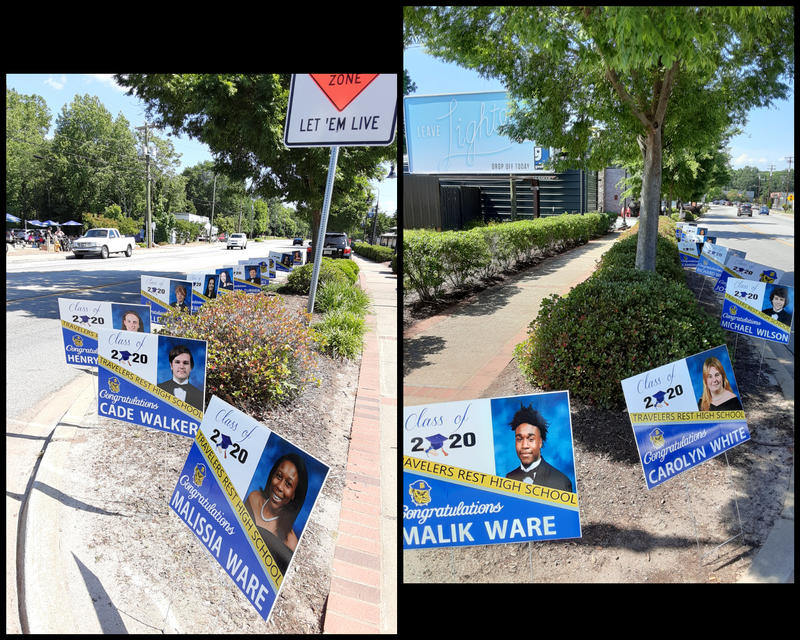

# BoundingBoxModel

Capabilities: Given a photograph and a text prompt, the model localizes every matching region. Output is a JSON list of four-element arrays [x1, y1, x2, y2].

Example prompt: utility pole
[[766, 164, 776, 209], [135, 123, 156, 248], [208, 173, 217, 243], [784, 157, 793, 210]]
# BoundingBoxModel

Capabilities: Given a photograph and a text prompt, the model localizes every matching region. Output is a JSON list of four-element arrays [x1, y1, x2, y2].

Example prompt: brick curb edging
[[322, 270, 385, 634]]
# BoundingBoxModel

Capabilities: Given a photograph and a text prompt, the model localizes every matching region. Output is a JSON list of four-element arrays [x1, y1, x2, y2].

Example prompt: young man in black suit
[[505, 403, 573, 492], [157, 345, 204, 412]]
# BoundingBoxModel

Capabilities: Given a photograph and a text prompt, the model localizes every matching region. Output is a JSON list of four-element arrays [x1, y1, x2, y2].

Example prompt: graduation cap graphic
[[117, 350, 133, 367], [78, 315, 92, 327], [424, 433, 449, 457], [216, 433, 233, 458], [651, 390, 669, 409]]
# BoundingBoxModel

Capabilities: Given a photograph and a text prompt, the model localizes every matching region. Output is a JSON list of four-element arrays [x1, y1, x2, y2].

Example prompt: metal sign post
[[306, 146, 339, 315], [283, 73, 397, 317]]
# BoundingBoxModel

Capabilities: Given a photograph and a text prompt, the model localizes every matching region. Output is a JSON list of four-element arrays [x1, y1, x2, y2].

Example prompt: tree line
[[7, 77, 397, 245]]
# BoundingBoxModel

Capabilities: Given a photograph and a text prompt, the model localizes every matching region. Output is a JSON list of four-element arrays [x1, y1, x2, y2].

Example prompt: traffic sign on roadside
[[284, 74, 397, 147]]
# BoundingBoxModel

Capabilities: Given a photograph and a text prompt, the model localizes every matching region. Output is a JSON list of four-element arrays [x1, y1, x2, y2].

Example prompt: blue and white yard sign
[[678, 241, 701, 268], [141, 276, 194, 323], [713, 256, 784, 293], [404, 91, 555, 174], [722, 280, 794, 345], [403, 392, 580, 549], [96, 328, 207, 438], [621, 345, 750, 490], [695, 243, 746, 280], [170, 396, 330, 624], [58, 298, 152, 367]]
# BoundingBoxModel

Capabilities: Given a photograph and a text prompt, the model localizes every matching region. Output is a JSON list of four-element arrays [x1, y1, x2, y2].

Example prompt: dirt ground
[[61, 294, 360, 632], [403, 249, 794, 583]]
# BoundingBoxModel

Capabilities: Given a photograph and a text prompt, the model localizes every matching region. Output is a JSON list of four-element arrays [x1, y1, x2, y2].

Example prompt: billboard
[[404, 91, 555, 174]]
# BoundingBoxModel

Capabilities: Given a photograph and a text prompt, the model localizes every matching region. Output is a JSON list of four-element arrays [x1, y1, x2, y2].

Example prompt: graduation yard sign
[[403, 392, 581, 550], [621, 345, 750, 490], [170, 396, 330, 623], [96, 328, 207, 438]]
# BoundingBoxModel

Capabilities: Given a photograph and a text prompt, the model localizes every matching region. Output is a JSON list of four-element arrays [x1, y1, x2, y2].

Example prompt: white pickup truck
[[72, 228, 136, 259]]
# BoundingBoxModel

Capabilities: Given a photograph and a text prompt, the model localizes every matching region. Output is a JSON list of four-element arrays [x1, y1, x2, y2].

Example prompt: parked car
[[307, 232, 351, 259], [226, 233, 248, 250], [292, 237, 303, 245], [737, 203, 752, 217], [758, 206, 769, 215]]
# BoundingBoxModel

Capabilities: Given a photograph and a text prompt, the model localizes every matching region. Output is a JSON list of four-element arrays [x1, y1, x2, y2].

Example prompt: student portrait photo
[[203, 274, 218, 299], [762, 285, 793, 326], [120, 309, 147, 333], [217, 269, 234, 291], [243, 440, 329, 576], [245, 265, 260, 285], [490, 394, 576, 492], [171, 284, 190, 313], [157, 342, 205, 412], [688, 346, 743, 413]]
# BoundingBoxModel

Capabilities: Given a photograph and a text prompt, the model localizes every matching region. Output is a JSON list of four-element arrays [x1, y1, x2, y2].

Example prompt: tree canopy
[[113, 74, 397, 254], [405, 6, 794, 271]]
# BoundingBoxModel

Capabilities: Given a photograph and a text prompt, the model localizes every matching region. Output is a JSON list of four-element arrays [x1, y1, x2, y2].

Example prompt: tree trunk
[[635, 126, 663, 272]]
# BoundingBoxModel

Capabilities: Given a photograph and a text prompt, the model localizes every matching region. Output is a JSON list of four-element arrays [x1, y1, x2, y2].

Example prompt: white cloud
[[85, 74, 127, 92], [44, 75, 66, 90]]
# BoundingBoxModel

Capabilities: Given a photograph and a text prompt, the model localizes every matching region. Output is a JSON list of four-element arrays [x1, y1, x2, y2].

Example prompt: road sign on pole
[[284, 74, 397, 148], [283, 74, 397, 315]]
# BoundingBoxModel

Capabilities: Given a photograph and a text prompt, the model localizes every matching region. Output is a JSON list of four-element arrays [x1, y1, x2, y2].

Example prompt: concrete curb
[[20, 374, 96, 633]]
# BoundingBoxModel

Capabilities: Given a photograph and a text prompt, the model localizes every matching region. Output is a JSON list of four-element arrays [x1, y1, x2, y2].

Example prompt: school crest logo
[[759, 270, 777, 284], [193, 463, 207, 487], [72, 335, 84, 347], [409, 479, 432, 506], [649, 427, 665, 449], [108, 377, 120, 393], [729, 305, 737, 316]]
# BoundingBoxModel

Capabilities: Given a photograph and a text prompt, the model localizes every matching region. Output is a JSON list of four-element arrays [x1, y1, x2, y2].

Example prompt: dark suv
[[307, 232, 351, 259], [737, 203, 752, 217]]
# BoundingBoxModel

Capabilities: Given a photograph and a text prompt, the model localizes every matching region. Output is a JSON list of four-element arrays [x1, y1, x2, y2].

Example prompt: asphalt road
[[693, 204, 794, 357], [6, 240, 301, 421]]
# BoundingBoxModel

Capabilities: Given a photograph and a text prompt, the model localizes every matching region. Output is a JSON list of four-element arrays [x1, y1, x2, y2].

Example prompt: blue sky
[[7, 74, 396, 215], [404, 47, 794, 174]]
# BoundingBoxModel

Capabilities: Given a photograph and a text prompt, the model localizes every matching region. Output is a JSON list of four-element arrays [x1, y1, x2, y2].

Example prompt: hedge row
[[404, 213, 615, 300], [514, 216, 729, 409]]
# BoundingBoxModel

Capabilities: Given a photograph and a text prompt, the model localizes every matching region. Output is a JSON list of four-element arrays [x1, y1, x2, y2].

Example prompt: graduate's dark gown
[[244, 501, 293, 575]]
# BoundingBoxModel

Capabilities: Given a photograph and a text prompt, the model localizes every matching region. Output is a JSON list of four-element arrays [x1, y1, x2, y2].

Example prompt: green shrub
[[332, 258, 359, 285], [353, 242, 395, 263], [312, 309, 368, 360], [157, 291, 321, 411], [314, 279, 373, 315], [515, 268, 728, 409], [286, 257, 348, 295]]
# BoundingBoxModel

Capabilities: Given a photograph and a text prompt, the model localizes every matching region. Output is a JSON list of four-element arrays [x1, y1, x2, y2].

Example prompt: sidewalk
[[404, 222, 627, 406], [15, 253, 398, 632], [403, 218, 793, 583]]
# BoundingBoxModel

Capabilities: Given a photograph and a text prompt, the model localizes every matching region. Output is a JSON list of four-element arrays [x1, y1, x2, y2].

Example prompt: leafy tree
[[405, 6, 794, 271], [51, 94, 140, 219], [113, 74, 396, 259], [6, 89, 53, 219]]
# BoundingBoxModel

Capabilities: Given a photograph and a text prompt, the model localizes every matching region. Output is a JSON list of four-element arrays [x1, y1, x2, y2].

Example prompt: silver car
[[226, 233, 248, 250]]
